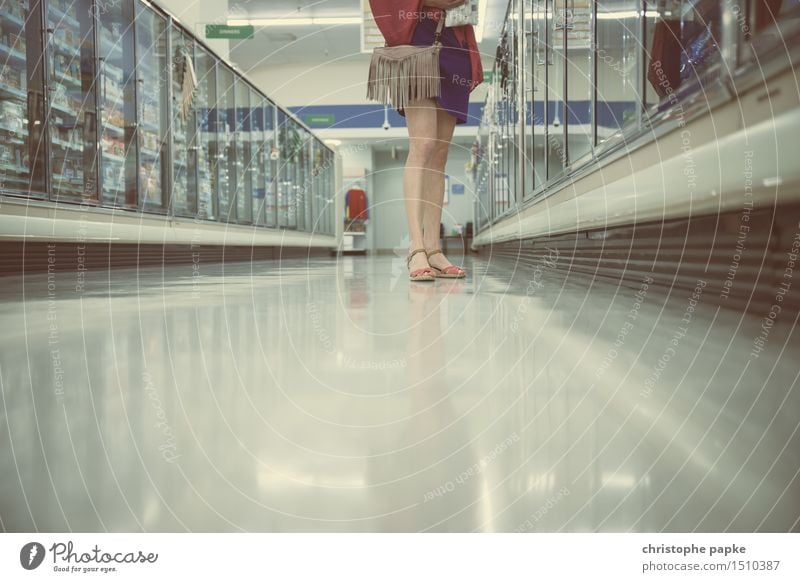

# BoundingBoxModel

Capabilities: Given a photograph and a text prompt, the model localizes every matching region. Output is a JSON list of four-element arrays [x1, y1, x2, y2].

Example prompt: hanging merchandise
[[496, 32, 510, 94], [179, 49, 197, 121], [345, 186, 368, 221], [445, 0, 479, 27]]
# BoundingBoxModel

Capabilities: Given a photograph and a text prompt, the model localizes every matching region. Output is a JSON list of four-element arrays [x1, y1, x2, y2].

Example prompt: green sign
[[205, 25, 255, 40], [305, 114, 336, 126], [482, 70, 513, 84]]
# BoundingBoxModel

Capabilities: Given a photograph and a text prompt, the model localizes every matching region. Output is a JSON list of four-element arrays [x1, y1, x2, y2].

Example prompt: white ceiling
[[228, 0, 511, 71]]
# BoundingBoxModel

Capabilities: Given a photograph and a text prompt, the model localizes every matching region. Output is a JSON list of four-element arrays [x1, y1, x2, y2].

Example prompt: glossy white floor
[[1, 254, 798, 532]]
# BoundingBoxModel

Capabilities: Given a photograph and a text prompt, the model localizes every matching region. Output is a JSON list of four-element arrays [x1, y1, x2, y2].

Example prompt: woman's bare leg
[[404, 98, 440, 274], [422, 108, 461, 271]]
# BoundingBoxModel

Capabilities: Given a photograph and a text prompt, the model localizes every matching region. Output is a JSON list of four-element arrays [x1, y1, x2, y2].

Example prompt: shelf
[[0, 83, 26, 100], [51, 138, 82, 152], [139, 121, 161, 133], [2, 12, 26, 30], [54, 75, 81, 89], [48, 7, 80, 29], [140, 148, 160, 159], [52, 175, 84, 186], [49, 105, 79, 120], [51, 42, 80, 58], [101, 122, 125, 137], [102, 151, 126, 164], [0, 44, 25, 65], [0, 123, 26, 137], [100, 38, 123, 58], [0, 162, 29, 175]]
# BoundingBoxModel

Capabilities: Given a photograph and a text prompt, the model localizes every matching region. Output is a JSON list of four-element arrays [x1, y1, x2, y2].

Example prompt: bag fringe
[[366, 46, 442, 110]]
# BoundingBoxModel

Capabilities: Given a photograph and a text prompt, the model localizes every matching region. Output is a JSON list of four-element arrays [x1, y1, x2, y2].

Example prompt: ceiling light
[[596, 11, 640, 19], [227, 17, 362, 27]]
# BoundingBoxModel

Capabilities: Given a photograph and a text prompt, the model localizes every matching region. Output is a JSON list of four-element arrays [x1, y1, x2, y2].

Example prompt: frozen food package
[[445, 0, 479, 27]]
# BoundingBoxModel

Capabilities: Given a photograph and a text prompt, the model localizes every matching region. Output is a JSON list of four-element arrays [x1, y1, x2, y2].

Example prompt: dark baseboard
[[475, 203, 800, 315], [0, 241, 332, 277]]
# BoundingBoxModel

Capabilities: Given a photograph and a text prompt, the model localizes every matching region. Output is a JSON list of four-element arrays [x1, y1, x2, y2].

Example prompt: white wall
[[370, 146, 475, 253], [156, 0, 231, 59], [338, 139, 376, 250]]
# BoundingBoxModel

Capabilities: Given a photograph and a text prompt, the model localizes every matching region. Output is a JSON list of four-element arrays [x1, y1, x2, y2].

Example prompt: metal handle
[[98, 57, 106, 111], [46, 28, 56, 88]]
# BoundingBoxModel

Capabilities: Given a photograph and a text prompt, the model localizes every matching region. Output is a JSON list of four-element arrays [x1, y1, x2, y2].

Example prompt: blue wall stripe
[[288, 102, 637, 130]]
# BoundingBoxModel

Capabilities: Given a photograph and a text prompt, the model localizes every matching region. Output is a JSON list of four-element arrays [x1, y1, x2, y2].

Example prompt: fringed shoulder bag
[[366, 15, 446, 110]]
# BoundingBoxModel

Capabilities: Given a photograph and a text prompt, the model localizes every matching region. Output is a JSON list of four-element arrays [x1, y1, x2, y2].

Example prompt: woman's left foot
[[425, 249, 466, 278]]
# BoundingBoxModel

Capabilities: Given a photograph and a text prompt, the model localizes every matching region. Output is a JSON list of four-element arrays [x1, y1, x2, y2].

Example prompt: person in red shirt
[[370, 0, 483, 281]]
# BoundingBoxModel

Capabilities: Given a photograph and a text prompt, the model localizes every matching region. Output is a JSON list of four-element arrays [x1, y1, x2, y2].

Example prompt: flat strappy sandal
[[407, 248, 436, 282], [425, 249, 466, 279]]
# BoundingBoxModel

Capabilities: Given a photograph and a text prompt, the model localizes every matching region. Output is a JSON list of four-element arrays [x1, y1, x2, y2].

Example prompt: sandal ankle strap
[[425, 249, 443, 258], [407, 248, 427, 266]]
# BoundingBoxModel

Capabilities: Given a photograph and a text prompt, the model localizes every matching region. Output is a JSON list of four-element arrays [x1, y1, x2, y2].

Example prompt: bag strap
[[433, 11, 446, 45]]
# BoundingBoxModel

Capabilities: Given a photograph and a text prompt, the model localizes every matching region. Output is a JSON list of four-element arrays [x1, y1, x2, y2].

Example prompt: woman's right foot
[[425, 249, 466, 278], [407, 248, 436, 282]]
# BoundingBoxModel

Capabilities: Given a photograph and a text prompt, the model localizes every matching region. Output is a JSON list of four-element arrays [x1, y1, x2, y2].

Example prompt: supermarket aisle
[[0, 255, 798, 532]]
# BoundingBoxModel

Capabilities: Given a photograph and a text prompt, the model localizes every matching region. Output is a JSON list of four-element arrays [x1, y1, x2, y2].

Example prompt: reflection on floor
[[0, 254, 798, 532]]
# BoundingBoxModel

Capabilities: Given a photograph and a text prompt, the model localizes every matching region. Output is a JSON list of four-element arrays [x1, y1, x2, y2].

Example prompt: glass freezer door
[[0, 0, 47, 197], [46, 0, 99, 202], [264, 101, 277, 228], [195, 46, 217, 220], [170, 27, 197, 218], [96, 0, 138, 208], [250, 90, 267, 227], [216, 64, 235, 222], [277, 109, 298, 229], [233, 77, 252, 224], [312, 141, 322, 233], [135, 2, 169, 213]]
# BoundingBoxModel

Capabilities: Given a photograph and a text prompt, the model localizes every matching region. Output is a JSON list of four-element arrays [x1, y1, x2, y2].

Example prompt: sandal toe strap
[[410, 267, 434, 278]]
